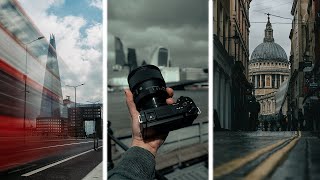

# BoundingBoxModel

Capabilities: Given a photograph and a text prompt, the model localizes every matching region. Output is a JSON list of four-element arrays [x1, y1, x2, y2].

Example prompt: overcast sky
[[108, 0, 208, 77], [19, 0, 102, 104], [249, 0, 293, 59]]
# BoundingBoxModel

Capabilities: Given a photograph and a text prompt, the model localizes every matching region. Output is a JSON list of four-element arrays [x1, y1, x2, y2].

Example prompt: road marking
[[8, 164, 37, 174], [22, 140, 102, 152], [244, 131, 301, 180], [21, 146, 102, 177], [214, 137, 293, 178]]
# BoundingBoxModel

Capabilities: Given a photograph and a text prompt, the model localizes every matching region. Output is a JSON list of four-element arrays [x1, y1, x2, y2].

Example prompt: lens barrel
[[127, 65, 168, 111]]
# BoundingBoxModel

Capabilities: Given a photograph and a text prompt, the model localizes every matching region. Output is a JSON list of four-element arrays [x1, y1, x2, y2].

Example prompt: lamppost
[[66, 83, 85, 138], [86, 100, 100, 150], [23, 36, 44, 142]]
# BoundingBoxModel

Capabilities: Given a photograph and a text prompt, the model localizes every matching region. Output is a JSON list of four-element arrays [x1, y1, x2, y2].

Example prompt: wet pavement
[[214, 131, 320, 180], [164, 162, 208, 180], [271, 131, 320, 180]]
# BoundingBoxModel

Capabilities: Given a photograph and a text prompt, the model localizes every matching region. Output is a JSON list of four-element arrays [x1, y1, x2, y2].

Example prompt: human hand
[[125, 88, 174, 156]]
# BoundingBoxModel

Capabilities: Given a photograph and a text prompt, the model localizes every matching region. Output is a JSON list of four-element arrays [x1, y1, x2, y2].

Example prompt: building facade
[[68, 103, 102, 138], [288, 0, 320, 131], [213, 0, 252, 130], [249, 16, 290, 127]]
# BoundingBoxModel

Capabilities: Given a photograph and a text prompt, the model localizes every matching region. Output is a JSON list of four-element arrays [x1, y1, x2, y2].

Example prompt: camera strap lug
[[197, 107, 201, 115], [138, 115, 143, 123]]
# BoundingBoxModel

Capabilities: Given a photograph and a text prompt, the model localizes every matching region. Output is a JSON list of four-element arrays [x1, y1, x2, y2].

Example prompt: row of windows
[[250, 62, 288, 67], [260, 101, 274, 114], [83, 112, 101, 115], [83, 115, 101, 118]]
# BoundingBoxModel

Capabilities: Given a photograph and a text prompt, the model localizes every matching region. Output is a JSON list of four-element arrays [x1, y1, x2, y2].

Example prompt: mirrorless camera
[[127, 65, 200, 139]]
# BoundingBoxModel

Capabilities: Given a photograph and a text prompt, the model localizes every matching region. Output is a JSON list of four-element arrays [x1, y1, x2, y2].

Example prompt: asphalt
[[0, 139, 102, 180], [270, 131, 320, 180], [214, 131, 320, 180]]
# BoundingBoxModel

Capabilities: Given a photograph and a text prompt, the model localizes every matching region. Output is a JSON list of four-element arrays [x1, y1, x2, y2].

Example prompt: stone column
[[275, 74, 278, 88], [255, 75, 258, 88], [265, 74, 267, 88], [280, 75, 282, 86], [260, 74, 262, 88]]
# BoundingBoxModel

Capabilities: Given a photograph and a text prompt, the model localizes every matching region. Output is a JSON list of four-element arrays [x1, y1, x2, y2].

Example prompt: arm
[[108, 88, 174, 179], [108, 146, 155, 180]]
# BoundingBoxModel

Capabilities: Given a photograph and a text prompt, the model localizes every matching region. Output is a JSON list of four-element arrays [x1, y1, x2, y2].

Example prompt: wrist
[[132, 140, 158, 156]]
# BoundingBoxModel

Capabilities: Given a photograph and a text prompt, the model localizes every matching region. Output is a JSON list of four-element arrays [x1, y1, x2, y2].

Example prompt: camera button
[[146, 112, 156, 121]]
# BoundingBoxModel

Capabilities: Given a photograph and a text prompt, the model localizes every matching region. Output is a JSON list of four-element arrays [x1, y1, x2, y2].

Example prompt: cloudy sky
[[249, 0, 293, 58], [18, 0, 102, 104], [108, 0, 208, 77]]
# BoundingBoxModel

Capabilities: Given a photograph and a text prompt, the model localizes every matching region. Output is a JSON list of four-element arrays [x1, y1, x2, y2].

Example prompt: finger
[[166, 97, 175, 105], [166, 87, 174, 97], [124, 89, 139, 118]]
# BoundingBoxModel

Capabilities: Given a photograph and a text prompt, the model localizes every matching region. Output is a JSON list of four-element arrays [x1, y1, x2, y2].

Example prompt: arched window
[[268, 101, 271, 113]]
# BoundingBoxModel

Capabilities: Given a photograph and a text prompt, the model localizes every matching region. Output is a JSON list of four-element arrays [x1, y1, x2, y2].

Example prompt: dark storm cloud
[[108, 0, 208, 29], [249, 0, 292, 59], [108, 0, 208, 76]]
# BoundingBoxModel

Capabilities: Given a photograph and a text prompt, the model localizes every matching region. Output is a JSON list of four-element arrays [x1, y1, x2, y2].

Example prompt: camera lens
[[127, 65, 168, 111]]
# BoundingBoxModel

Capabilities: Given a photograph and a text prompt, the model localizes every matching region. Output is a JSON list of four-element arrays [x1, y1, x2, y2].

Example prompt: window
[[266, 76, 271, 87]]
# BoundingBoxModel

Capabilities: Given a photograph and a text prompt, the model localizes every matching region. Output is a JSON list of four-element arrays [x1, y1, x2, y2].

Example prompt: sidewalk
[[82, 162, 102, 180]]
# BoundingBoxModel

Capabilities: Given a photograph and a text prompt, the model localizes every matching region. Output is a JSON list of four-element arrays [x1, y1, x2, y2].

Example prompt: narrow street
[[214, 131, 320, 180]]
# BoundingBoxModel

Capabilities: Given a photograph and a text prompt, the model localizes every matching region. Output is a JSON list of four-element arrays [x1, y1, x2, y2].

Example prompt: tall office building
[[37, 34, 64, 136], [39, 34, 63, 118], [115, 36, 126, 65], [127, 48, 138, 71], [150, 46, 171, 67]]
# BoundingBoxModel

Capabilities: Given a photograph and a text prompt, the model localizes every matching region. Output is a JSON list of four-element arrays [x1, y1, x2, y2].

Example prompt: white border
[[102, 0, 107, 179], [208, 0, 213, 179]]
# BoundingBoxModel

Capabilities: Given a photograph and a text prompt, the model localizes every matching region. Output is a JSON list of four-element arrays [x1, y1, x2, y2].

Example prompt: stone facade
[[288, 0, 320, 131], [214, 0, 252, 130], [249, 16, 290, 118], [288, 0, 310, 119]]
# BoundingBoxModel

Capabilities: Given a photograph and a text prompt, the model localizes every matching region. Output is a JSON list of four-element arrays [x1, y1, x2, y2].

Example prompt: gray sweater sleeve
[[108, 146, 156, 180]]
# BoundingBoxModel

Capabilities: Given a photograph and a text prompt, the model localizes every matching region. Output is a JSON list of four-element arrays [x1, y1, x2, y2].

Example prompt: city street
[[214, 131, 320, 180], [0, 139, 102, 180]]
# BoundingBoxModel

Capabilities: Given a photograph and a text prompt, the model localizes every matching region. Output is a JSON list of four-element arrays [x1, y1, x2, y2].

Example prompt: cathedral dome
[[250, 42, 288, 63], [250, 15, 288, 63]]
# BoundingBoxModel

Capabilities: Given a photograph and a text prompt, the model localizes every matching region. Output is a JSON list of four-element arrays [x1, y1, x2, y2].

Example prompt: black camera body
[[138, 96, 200, 138], [128, 65, 200, 139]]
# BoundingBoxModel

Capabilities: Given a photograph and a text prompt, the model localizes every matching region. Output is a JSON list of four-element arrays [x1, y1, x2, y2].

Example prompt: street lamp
[[66, 83, 85, 137], [23, 36, 44, 142], [86, 100, 100, 150]]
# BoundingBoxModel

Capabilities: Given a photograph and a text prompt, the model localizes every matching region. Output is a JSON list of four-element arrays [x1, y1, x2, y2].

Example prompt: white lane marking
[[8, 164, 37, 174], [82, 162, 102, 180], [21, 146, 102, 177], [23, 140, 102, 152]]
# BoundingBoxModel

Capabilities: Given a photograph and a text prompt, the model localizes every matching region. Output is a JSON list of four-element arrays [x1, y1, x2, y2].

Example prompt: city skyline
[[108, 0, 208, 78], [18, 0, 103, 103]]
